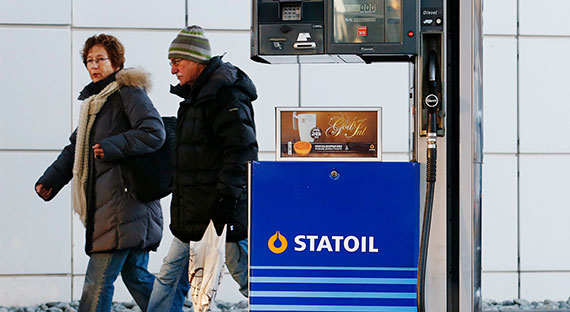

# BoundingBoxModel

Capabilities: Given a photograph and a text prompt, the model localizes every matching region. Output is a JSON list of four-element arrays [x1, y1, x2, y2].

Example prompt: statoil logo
[[268, 231, 288, 254], [267, 231, 379, 254]]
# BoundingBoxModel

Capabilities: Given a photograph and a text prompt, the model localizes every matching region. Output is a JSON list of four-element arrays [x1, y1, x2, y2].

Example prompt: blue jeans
[[226, 238, 249, 296], [147, 237, 248, 312], [147, 237, 190, 312], [79, 248, 155, 312]]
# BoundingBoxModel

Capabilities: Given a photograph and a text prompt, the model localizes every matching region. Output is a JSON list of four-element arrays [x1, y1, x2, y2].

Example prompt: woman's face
[[86, 44, 118, 83]]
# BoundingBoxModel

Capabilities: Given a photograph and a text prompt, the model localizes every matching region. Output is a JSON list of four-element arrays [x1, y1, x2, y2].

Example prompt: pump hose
[[418, 112, 438, 312]]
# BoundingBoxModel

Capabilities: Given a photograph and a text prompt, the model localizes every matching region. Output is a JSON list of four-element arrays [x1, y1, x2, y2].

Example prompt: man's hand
[[212, 196, 237, 235], [35, 184, 53, 200], [92, 143, 105, 160]]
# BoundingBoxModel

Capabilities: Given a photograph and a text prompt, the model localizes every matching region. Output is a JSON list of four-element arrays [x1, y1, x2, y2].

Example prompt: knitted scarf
[[72, 81, 120, 225]]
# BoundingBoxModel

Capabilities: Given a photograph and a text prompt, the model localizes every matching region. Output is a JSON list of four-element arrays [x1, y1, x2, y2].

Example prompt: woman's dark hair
[[81, 34, 125, 70]]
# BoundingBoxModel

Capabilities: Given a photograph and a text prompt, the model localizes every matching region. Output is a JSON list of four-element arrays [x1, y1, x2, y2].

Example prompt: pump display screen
[[333, 0, 402, 44]]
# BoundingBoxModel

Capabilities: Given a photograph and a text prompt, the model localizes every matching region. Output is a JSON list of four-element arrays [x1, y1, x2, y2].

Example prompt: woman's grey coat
[[36, 68, 165, 254]]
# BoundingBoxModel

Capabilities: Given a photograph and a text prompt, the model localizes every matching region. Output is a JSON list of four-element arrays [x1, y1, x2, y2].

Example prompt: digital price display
[[333, 0, 403, 44]]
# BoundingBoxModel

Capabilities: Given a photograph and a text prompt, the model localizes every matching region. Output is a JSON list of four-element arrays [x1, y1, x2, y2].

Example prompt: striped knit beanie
[[168, 25, 211, 64]]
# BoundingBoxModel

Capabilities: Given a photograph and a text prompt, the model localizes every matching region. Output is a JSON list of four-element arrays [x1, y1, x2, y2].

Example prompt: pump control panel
[[252, 0, 327, 64], [252, 0, 420, 63], [327, 0, 418, 61]]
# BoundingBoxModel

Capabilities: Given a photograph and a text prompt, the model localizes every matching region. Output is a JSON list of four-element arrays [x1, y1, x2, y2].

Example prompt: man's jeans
[[147, 236, 248, 312], [79, 248, 155, 312]]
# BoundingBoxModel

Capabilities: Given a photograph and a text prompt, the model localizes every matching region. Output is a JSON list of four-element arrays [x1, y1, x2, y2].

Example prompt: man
[[147, 26, 258, 311]]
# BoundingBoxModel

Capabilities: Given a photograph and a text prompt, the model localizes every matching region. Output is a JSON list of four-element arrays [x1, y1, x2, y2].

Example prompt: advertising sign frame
[[275, 107, 382, 161]]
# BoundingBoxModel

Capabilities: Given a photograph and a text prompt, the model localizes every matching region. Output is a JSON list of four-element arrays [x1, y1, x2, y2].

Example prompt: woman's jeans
[[79, 248, 155, 312], [147, 236, 248, 312]]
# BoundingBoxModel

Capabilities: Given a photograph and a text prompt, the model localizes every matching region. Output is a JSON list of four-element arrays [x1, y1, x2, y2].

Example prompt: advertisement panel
[[276, 108, 382, 161]]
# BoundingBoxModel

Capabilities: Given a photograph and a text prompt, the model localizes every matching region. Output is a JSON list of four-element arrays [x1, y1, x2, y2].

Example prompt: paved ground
[[0, 299, 248, 312]]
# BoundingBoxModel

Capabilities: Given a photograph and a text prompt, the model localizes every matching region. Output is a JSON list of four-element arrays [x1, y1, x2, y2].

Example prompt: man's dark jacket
[[170, 56, 258, 243], [36, 69, 165, 254]]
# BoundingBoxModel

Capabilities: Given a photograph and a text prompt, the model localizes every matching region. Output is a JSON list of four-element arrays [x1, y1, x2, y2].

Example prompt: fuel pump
[[417, 8, 445, 310], [249, 0, 483, 311]]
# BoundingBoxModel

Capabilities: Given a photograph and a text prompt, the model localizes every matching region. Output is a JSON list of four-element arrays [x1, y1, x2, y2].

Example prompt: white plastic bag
[[188, 220, 226, 312]]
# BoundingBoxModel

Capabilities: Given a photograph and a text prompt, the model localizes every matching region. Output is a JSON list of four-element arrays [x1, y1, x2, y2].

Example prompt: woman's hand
[[92, 144, 105, 160], [35, 184, 53, 200]]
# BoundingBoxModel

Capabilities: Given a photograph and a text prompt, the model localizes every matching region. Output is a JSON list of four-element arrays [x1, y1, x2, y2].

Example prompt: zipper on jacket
[[119, 164, 128, 193]]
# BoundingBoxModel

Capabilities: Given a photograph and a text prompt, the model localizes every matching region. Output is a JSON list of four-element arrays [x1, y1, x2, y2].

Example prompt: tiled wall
[[481, 0, 519, 300], [482, 0, 570, 301], [0, 0, 564, 306]]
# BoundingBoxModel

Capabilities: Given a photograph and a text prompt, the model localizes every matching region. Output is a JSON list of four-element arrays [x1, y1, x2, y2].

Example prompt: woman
[[35, 34, 165, 312]]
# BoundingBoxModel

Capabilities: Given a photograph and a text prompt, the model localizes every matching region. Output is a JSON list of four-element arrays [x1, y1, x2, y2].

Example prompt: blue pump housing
[[249, 161, 421, 311]]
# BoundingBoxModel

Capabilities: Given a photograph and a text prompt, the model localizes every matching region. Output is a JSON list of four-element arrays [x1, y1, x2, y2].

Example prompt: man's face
[[170, 58, 204, 85]]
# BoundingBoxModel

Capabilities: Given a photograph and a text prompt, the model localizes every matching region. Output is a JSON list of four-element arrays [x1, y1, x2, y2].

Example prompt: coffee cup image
[[292, 112, 316, 142], [294, 141, 312, 156]]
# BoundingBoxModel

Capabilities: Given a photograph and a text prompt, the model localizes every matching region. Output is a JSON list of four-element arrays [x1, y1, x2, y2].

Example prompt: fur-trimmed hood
[[78, 67, 152, 100], [116, 67, 152, 91]]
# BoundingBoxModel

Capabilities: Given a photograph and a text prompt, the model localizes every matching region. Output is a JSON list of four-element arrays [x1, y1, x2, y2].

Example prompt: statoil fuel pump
[[249, 0, 483, 311]]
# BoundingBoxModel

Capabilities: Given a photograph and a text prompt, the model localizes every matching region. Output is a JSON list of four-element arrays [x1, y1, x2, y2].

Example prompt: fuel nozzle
[[424, 50, 440, 113], [424, 50, 439, 182]]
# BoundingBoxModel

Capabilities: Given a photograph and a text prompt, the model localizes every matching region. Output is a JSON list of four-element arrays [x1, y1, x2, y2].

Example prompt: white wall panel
[[482, 155, 518, 271], [482, 273, 518, 300], [300, 63, 409, 153], [188, 0, 251, 30], [258, 151, 275, 161], [519, 155, 570, 271], [0, 276, 71, 306], [521, 273, 570, 301], [72, 0, 184, 29], [520, 0, 570, 36], [0, 0, 71, 25], [0, 152, 71, 275], [382, 153, 410, 162], [482, 0, 517, 35], [483, 37, 518, 153], [0, 28, 71, 150], [519, 37, 570, 153], [208, 31, 299, 152]]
